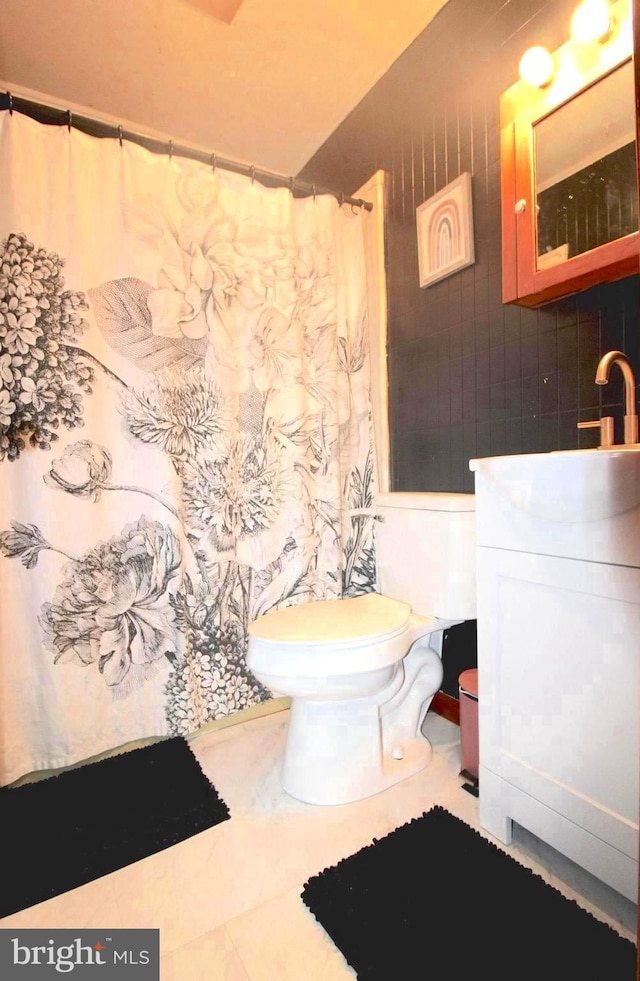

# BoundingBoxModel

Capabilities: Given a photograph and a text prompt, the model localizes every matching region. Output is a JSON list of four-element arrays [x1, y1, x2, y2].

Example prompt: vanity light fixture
[[519, 45, 554, 87], [519, 0, 614, 87], [570, 0, 611, 43]]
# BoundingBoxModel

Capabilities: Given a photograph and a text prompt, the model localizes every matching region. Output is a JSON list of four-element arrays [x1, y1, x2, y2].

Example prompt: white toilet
[[247, 492, 476, 805]]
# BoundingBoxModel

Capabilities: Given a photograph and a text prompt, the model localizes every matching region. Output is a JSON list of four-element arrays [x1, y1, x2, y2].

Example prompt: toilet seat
[[248, 593, 413, 677]]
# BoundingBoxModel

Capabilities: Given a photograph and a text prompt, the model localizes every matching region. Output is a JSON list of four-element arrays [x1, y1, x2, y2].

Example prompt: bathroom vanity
[[470, 448, 640, 901]]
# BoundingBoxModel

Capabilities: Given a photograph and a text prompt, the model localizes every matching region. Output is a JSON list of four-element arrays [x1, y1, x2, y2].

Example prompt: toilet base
[[282, 736, 433, 806], [280, 692, 434, 806]]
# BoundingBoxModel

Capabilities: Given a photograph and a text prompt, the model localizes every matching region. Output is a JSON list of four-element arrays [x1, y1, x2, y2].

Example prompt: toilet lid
[[249, 593, 411, 646]]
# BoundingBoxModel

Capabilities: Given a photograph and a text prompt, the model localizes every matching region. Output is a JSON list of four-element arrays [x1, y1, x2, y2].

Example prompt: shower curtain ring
[[211, 153, 217, 173], [338, 193, 345, 208], [67, 110, 73, 131], [249, 165, 255, 184], [289, 176, 295, 195], [118, 125, 123, 147], [8, 92, 13, 115], [312, 184, 316, 202], [168, 139, 174, 160]]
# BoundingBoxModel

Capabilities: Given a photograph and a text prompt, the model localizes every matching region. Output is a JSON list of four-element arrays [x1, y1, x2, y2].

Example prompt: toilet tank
[[375, 492, 476, 620]]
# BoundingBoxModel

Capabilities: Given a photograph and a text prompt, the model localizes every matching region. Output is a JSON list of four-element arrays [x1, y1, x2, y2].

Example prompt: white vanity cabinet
[[470, 449, 640, 902]]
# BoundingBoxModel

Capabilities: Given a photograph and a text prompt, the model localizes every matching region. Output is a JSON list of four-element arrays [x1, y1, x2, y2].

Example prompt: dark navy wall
[[299, 0, 640, 493]]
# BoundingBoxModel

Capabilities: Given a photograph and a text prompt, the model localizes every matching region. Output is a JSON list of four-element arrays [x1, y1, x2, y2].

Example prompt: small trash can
[[459, 668, 479, 788]]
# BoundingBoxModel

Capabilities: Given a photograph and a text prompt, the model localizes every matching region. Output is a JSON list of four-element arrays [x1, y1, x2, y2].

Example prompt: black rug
[[302, 806, 636, 981], [1, 737, 230, 918]]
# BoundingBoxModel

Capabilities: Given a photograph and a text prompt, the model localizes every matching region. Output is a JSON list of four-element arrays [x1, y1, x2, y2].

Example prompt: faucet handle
[[577, 416, 614, 448]]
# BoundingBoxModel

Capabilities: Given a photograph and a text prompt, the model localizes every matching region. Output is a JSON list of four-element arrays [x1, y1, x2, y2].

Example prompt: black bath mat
[[1, 736, 230, 918], [302, 806, 636, 981]]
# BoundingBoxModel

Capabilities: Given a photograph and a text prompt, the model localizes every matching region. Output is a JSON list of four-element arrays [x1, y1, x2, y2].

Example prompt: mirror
[[534, 59, 638, 271]]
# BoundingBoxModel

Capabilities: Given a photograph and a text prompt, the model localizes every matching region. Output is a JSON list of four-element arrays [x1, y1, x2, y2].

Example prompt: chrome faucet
[[595, 350, 638, 445]]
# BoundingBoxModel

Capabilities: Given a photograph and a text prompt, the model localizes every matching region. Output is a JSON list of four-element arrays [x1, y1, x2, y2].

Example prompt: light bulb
[[519, 46, 554, 87], [570, 0, 611, 43]]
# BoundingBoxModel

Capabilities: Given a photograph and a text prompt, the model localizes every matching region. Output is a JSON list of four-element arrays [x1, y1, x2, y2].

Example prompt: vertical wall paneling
[[299, 0, 640, 493]]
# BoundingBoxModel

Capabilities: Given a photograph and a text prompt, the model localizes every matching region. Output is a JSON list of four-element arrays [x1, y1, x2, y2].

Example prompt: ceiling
[[0, 0, 448, 176]]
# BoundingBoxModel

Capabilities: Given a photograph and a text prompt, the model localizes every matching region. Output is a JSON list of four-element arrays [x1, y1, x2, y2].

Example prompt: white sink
[[470, 448, 640, 523]]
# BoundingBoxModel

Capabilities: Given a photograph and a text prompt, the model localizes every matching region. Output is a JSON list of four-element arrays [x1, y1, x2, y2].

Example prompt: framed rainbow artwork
[[416, 173, 475, 288]]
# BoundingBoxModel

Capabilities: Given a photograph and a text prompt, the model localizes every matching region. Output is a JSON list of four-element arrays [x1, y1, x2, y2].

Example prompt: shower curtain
[[0, 110, 376, 786]]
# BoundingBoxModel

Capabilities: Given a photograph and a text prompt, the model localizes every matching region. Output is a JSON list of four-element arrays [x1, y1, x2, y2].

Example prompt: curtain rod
[[0, 91, 372, 212]]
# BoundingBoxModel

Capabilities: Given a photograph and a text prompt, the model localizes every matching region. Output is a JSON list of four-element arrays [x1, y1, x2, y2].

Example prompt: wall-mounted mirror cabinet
[[501, 0, 638, 307]]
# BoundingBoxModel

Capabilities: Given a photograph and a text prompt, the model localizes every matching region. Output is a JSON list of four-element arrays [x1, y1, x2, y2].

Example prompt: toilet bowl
[[247, 492, 476, 805]]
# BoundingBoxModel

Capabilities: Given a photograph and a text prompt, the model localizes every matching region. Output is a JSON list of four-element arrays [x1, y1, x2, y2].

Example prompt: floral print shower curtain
[[0, 111, 376, 786]]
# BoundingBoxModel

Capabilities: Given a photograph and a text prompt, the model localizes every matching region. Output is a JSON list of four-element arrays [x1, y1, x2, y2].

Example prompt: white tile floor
[[3, 709, 637, 979]]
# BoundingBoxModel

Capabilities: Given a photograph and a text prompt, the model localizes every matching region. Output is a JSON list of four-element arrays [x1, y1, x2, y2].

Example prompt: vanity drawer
[[471, 450, 640, 567]]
